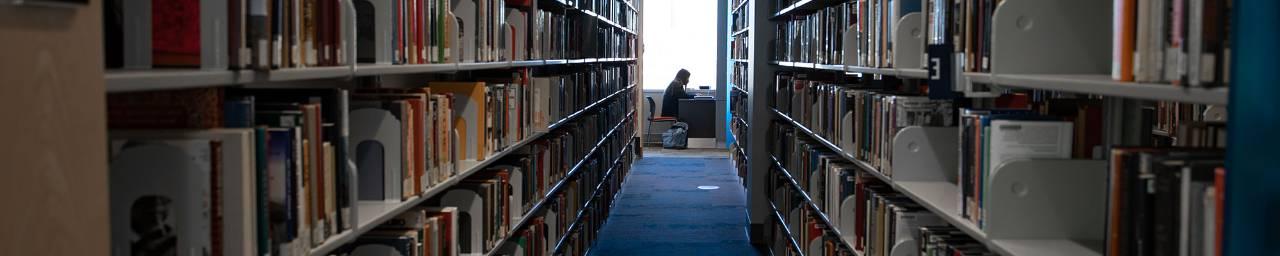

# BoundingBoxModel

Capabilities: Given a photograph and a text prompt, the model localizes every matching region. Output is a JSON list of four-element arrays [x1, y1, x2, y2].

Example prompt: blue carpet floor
[[588, 156, 762, 256]]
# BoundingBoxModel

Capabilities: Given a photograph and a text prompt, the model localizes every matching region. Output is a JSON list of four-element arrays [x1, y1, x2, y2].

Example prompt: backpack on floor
[[662, 122, 689, 149]]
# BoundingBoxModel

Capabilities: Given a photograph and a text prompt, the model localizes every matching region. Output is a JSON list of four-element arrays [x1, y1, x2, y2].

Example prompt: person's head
[[675, 69, 691, 85]]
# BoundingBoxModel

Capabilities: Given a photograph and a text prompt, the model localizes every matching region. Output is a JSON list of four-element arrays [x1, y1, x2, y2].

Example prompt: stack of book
[[1106, 148, 1224, 256], [1112, 0, 1232, 87], [108, 88, 357, 256]]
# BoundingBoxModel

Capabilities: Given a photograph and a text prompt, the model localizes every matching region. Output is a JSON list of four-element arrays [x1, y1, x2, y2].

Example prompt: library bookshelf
[[729, 0, 1271, 255], [96, 0, 642, 256]]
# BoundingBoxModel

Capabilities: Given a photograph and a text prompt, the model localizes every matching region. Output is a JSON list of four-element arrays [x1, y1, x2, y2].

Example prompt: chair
[[646, 96, 678, 139]]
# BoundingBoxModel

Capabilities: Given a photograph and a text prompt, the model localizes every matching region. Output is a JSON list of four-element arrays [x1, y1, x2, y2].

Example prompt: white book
[[112, 129, 259, 256], [985, 119, 1073, 202], [109, 139, 214, 256]]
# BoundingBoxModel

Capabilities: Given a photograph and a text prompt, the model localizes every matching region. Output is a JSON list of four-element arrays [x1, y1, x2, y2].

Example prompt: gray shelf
[[263, 66, 352, 82], [771, 61, 928, 79], [770, 109, 1103, 256], [105, 69, 250, 92], [769, 203, 805, 255], [732, 27, 750, 37], [732, 0, 749, 14], [582, 10, 636, 35], [768, 155, 861, 255], [965, 73, 1229, 105], [549, 137, 636, 254], [491, 119, 635, 256], [106, 58, 637, 92], [772, 0, 845, 19], [354, 63, 456, 76], [307, 86, 636, 256]]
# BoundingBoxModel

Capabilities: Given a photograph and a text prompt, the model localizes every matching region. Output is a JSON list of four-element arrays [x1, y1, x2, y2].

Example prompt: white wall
[[642, 0, 718, 90]]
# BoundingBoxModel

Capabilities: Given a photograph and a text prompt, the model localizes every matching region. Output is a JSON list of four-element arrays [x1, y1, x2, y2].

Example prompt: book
[[109, 139, 217, 256], [108, 88, 225, 129], [111, 129, 260, 256]]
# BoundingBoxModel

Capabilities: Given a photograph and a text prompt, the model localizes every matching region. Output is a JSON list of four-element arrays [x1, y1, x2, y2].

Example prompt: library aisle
[[589, 150, 762, 256]]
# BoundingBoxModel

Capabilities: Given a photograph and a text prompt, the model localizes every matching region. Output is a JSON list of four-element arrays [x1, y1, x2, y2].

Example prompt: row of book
[[732, 3, 749, 33], [773, 73, 952, 177], [768, 140, 992, 256], [769, 198, 855, 256], [104, 68, 634, 255], [577, 0, 638, 31], [924, 0, 994, 73], [109, 88, 359, 256], [1151, 102, 1225, 148], [917, 226, 996, 256], [535, 64, 635, 126], [774, 0, 919, 68], [732, 35, 750, 60], [1113, 0, 1232, 87], [102, 0, 636, 70], [732, 63, 749, 91], [533, 10, 636, 61], [338, 116, 634, 256], [1107, 148, 1224, 256], [502, 119, 634, 256]]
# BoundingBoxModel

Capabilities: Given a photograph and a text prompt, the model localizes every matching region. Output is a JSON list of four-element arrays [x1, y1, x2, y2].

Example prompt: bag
[[662, 122, 689, 149]]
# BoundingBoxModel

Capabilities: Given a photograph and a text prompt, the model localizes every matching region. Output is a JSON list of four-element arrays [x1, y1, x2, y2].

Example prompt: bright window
[[642, 0, 717, 90]]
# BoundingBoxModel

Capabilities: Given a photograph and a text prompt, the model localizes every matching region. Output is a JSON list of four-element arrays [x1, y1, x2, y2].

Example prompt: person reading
[[661, 69, 694, 118]]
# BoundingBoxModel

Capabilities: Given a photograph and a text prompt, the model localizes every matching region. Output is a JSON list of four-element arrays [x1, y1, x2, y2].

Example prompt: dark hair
[[676, 69, 691, 80]]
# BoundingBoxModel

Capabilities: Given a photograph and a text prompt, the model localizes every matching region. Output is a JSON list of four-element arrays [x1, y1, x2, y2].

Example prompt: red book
[[108, 88, 224, 129], [1214, 167, 1225, 256], [153, 0, 201, 67]]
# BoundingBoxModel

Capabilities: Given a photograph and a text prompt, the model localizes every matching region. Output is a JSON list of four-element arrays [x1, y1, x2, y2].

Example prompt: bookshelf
[[98, 0, 642, 255], [771, 108, 1102, 256], [730, 0, 753, 186], [107, 58, 639, 92], [731, 0, 1255, 255], [307, 85, 636, 256]]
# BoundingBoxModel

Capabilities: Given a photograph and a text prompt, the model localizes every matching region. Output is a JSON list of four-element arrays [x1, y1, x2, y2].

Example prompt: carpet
[[587, 157, 762, 256]]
